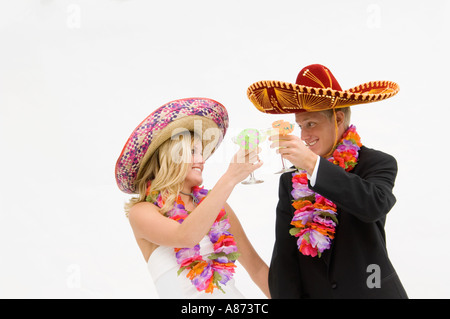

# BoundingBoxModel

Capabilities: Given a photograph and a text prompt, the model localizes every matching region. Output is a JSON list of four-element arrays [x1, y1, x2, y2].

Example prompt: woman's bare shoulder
[[128, 201, 162, 222]]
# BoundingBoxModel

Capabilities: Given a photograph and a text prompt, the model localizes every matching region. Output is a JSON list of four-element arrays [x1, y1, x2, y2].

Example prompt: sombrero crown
[[115, 98, 228, 194], [247, 64, 399, 114]]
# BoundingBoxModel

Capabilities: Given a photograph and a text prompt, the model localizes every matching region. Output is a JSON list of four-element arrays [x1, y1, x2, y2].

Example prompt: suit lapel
[[318, 151, 364, 270]]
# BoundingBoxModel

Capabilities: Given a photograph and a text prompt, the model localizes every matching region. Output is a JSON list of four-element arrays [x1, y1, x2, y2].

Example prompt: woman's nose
[[193, 153, 204, 164]]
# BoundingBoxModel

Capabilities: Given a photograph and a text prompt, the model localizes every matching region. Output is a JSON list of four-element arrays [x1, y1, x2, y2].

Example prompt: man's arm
[[310, 148, 397, 223]]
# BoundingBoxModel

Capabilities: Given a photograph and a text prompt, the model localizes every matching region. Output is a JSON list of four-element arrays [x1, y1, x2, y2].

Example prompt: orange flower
[[186, 260, 207, 280], [292, 173, 308, 185], [204, 279, 217, 294], [310, 224, 335, 239], [291, 220, 306, 229], [313, 203, 337, 212], [292, 200, 313, 210], [212, 261, 237, 270]]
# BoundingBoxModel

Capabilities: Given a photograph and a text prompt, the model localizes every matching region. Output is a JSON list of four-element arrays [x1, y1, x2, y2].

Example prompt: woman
[[115, 97, 270, 298]]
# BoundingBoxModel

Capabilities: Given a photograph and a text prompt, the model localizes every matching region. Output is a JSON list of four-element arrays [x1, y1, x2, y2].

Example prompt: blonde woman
[[115, 98, 270, 298]]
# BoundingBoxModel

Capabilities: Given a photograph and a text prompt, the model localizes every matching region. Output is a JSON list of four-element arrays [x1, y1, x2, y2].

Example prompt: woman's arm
[[225, 203, 271, 298], [128, 148, 263, 248]]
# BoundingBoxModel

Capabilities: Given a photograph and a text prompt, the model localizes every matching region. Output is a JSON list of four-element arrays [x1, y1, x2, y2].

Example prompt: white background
[[1, 0, 449, 298]]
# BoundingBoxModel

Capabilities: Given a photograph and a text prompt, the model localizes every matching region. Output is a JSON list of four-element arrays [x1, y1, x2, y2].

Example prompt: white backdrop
[[1, 0, 449, 299]]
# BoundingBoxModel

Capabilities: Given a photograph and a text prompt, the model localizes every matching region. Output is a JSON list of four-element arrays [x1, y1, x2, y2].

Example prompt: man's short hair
[[321, 107, 351, 128]]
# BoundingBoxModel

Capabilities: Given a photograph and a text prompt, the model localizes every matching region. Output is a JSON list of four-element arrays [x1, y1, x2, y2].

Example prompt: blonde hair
[[125, 130, 197, 215]]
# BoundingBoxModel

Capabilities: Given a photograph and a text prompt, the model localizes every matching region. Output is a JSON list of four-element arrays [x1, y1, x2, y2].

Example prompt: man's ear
[[335, 110, 345, 126]]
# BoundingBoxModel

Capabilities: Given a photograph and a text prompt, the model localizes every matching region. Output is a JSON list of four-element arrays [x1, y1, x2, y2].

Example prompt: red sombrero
[[247, 64, 399, 114], [115, 98, 228, 194]]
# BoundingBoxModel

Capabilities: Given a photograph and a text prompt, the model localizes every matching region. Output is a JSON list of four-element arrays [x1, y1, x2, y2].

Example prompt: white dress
[[148, 236, 245, 299]]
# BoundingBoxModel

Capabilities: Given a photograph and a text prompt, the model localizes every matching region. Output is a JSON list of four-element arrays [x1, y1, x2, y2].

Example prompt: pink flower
[[309, 229, 332, 253], [214, 235, 238, 254], [175, 246, 202, 267], [298, 236, 318, 257]]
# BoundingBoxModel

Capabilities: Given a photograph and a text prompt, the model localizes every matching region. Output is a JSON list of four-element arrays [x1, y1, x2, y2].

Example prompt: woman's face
[[184, 140, 204, 187]]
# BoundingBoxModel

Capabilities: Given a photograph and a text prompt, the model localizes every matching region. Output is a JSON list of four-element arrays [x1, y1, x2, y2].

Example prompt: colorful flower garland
[[290, 125, 362, 257], [146, 185, 240, 293]]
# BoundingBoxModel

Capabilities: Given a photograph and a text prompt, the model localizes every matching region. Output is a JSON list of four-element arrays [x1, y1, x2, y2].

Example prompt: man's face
[[295, 111, 337, 157]]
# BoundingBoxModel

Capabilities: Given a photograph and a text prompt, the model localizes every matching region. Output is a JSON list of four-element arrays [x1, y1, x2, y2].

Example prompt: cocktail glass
[[267, 120, 296, 174], [232, 128, 264, 184]]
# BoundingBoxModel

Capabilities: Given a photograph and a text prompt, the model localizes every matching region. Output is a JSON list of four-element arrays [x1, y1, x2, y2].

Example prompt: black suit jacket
[[269, 146, 408, 298]]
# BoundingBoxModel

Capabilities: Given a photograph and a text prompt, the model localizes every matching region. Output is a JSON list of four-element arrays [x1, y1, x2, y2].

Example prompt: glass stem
[[281, 156, 287, 169]]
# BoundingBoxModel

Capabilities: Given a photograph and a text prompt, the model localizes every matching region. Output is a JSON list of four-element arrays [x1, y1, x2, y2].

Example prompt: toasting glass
[[232, 128, 264, 184]]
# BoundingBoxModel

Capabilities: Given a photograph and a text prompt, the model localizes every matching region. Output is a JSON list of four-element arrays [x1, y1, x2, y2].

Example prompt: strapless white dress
[[148, 236, 245, 299]]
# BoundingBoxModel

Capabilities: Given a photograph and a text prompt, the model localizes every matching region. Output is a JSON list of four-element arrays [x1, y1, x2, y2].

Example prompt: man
[[247, 64, 407, 298]]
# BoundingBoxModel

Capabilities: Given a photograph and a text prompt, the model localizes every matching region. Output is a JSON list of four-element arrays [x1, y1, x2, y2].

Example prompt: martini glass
[[232, 128, 264, 185], [268, 120, 296, 174]]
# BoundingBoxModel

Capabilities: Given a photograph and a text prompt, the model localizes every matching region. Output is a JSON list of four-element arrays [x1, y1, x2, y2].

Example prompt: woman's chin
[[196, 178, 203, 186], [185, 178, 203, 188]]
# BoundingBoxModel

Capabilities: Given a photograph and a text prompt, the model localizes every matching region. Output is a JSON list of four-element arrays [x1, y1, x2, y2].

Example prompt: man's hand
[[269, 134, 317, 175]]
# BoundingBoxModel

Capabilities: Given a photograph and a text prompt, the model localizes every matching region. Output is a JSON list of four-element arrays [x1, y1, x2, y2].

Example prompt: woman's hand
[[224, 147, 264, 185]]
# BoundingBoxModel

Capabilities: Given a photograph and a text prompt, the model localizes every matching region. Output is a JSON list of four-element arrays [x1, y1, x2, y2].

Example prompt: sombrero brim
[[247, 80, 399, 114], [115, 98, 228, 194]]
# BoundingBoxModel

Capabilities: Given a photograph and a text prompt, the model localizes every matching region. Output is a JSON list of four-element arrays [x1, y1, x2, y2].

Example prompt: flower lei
[[146, 185, 240, 294], [290, 125, 362, 258]]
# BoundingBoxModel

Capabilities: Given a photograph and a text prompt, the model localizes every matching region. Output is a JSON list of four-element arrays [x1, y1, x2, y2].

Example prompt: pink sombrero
[[115, 98, 229, 194], [247, 64, 399, 114]]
